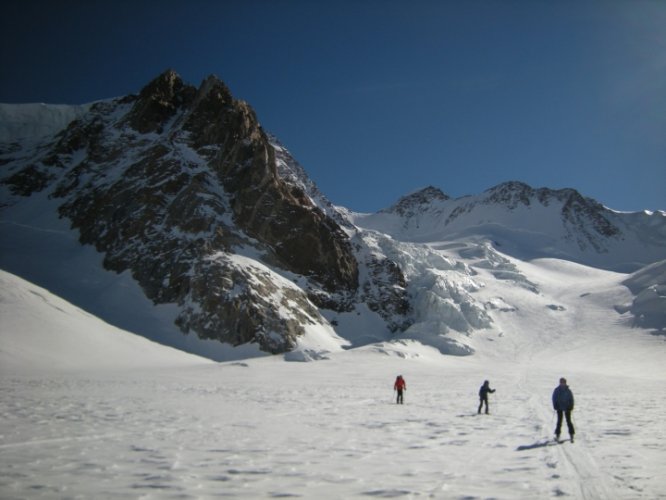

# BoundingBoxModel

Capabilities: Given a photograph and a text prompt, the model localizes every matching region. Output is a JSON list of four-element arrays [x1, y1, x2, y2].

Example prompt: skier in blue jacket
[[477, 380, 495, 414], [552, 377, 575, 442]]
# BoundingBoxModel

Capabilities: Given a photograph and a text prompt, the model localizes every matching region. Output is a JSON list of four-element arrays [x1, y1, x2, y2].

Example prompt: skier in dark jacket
[[552, 377, 575, 442], [394, 375, 406, 404], [478, 380, 495, 414]]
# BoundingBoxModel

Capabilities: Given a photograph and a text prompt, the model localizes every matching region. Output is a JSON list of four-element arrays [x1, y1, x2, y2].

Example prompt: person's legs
[[555, 410, 563, 437], [565, 410, 575, 436]]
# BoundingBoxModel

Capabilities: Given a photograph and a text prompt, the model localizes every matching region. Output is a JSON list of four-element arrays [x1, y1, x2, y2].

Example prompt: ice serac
[[1, 70, 358, 354]]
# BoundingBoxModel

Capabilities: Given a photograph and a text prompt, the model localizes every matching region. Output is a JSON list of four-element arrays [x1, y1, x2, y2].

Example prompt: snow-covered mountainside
[[1, 70, 665, 360], [1, 70, 364, 358]]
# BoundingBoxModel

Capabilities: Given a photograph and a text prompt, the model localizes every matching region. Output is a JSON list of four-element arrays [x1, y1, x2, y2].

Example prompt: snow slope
[[0, 270, 210, 373], [1, 258, 665, 499], [0, 103, 90, 143]]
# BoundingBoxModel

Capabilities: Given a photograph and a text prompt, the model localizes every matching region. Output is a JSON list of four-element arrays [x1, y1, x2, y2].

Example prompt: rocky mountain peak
[[197, 74, 234, 102], [483, 181, 536, 208], [127, 69, 196, 134], [1, 71, 364, 355], [184, 75, 253, 150]]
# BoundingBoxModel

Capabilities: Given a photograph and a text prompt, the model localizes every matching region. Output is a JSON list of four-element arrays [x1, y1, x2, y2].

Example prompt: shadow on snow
[[516, 439, 560, 451]]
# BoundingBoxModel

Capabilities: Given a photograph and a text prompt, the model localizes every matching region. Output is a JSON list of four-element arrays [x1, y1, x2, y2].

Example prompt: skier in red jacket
[[394, 375, 406, 404]]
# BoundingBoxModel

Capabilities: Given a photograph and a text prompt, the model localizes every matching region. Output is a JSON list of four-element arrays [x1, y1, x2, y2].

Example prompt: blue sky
[[2, 0, 664, 212]]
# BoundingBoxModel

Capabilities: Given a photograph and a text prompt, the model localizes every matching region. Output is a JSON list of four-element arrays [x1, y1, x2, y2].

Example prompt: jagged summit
[[482, 180, 541, 208], [127, 69, 197, 134], [483, 181, 602, 214], [1, 71, 363, 356]]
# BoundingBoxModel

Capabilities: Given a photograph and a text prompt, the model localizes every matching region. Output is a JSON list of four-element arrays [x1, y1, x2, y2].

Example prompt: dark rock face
[[185, 76, 359, 293], [4, 164, 53, 196], [1, 70, 362, 353], [176, 254, 326, 353]]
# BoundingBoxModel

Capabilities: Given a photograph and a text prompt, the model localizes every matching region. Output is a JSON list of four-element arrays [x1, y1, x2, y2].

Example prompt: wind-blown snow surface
[[2, 264, 665, 499]]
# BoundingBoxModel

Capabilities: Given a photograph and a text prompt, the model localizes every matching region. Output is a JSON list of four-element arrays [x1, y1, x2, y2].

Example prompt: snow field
[[1, 353, 664, 499], [1, 245, 665, 498]]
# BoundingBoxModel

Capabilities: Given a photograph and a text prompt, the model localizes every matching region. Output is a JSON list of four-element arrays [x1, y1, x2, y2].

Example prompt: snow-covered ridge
[[0, 102, 91, 143]]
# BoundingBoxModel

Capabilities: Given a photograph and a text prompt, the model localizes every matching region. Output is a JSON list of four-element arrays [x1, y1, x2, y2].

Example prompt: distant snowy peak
[[382, 186, 450, 217], [357, 180, 666, 272], [482, 181, 574, 209], [478, 181, 621, 238], [482, 181, 609, 219], [379, 181, 611, 225]]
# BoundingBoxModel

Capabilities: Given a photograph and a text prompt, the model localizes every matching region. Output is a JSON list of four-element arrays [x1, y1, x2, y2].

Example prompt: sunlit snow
[[2, 257, 664, 498]]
